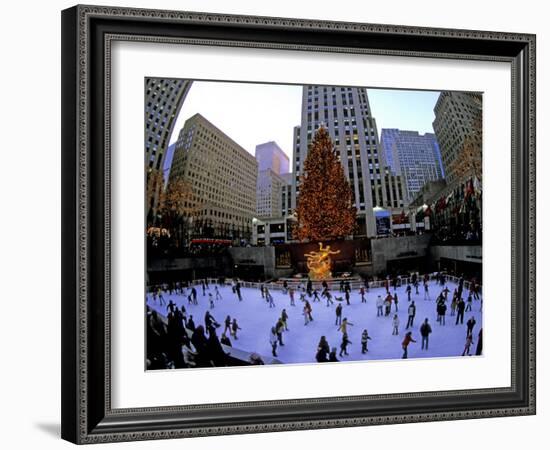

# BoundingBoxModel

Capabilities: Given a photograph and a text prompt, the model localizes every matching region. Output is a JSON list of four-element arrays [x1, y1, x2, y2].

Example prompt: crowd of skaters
[[146, 271, 483, 369]]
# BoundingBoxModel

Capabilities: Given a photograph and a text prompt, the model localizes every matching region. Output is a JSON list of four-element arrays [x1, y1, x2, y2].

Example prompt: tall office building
[[255, 141, 290, 174], [255, 141, 290, 218], [432, 91, 482, 184], [380, 129, 444, 201], [168, 114, 258, 241], [292, 85, 406, 237], [145, 78, 193, 172]]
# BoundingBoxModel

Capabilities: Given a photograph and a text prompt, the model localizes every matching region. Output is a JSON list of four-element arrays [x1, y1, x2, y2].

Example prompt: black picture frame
[[61, 4, 536, 444]]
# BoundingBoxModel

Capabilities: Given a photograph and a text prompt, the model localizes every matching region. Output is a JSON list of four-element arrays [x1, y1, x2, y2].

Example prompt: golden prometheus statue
[[304, 242, 340, 280]]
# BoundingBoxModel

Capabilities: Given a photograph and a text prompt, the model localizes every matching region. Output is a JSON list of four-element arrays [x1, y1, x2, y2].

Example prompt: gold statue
[[304, 242, 340, 280]]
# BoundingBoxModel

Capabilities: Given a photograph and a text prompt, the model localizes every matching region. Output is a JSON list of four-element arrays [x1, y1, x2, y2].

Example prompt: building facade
[[255, 141, 290, 174], [292, 85, 407, 237], [380, 129, 444, 201], [145, 78, 193, 172], [168, 113, 258, 242], [432, 91, 482, 184], [255, 141, 290, 219]]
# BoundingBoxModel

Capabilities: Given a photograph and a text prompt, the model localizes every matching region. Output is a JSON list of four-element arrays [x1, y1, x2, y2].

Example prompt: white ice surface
[[146, 280, 482, 365]]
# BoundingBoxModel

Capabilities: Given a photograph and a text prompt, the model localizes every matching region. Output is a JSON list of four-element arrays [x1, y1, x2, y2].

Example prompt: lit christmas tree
[[294, 126, 357, 241]]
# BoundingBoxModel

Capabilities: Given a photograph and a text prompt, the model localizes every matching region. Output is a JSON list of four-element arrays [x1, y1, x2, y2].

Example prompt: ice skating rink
[[146, 280, 483, 365]]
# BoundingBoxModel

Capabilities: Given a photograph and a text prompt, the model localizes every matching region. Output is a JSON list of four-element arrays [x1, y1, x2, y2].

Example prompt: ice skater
[[289, 287, 296, 306], [275, 318, 285, 346], [338, 317, 353, 335], [339, 332, 352, 357], [406, 283, 412, 302], [437, 299, 447, 325], [266, 288, 276, 308], [335, 303, 343, 326], [420, 318, 432, 350], [402, 331, 416, 359], [231, 318, 241, 340], [281, 309, 289, 331], [455, 297, 466, 325], [392, 314, 400, 335], [466, 316, 477, 337], [465, 293, 473, 312], [361, 329, 372, 353], [325, 290, 334, 307], [215, 286, 222, 301], [394, 293, 399, 312], [406, 301, 416, 329], [329, 347, 339, 362], [462, 334, 474, 356], [224, 315, 231, 335], [423, 281, 430, 300], [208, 292, 215, 309], [376, 295, 384, 317], [269, 327, 278, 357]]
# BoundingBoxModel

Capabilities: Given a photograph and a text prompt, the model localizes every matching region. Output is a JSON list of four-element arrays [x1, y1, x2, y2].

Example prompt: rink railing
[[155, 273, 480, 293]]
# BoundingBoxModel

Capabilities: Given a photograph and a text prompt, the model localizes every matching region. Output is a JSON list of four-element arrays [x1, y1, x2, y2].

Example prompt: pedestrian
[[335, 303, 343, 326], [231, 318, 241, 340], [420, 318, 432, 350], [456, 297, 466, 325], [466, 316, 476, 337], [406, 301, 416, 329], [269, 327, 278, 357], [338, 317, 354, 335], [339, 332, 352, 357], [392, 314, 400, 335], [462, 334, 474, 356], [402, 331, 416, 359], [361, 329, 372, 353], [376, 295, 384, 317]]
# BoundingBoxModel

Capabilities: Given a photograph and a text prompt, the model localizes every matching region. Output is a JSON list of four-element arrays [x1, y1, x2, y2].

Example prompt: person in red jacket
[[402, 331, 416, 359]]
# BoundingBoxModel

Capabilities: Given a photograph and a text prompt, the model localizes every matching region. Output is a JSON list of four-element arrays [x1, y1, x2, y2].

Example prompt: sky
[[166, 80, 440, 172]]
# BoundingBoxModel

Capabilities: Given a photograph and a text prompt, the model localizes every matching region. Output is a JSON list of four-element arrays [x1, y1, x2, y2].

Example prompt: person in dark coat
[[455, 298, 466, 325], [475, 328, 483, 355], [466, 317, 477, 337], [420, 318, 432, 350], [191, 326, 210, 367]]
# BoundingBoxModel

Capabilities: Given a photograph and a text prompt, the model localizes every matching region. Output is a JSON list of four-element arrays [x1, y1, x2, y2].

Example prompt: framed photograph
[[61, 5, 536, 444]]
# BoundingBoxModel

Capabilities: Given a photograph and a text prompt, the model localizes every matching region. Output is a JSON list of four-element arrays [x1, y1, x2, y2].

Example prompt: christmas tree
[[294, 126, 357, 241]]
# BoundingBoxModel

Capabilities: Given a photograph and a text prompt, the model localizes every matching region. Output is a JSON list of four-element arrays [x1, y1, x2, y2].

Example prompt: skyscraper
[[145, 78, 193, 172], [168, 113, 258, 241], [292, 85, 406, 237], [255, 141, 290, 174], [380, 129, 444, 201], [432, 91, 482, 184]]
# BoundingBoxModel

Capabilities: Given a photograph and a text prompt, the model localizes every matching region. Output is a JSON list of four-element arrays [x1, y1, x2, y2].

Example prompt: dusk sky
[[166, 80, 441, 173]]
